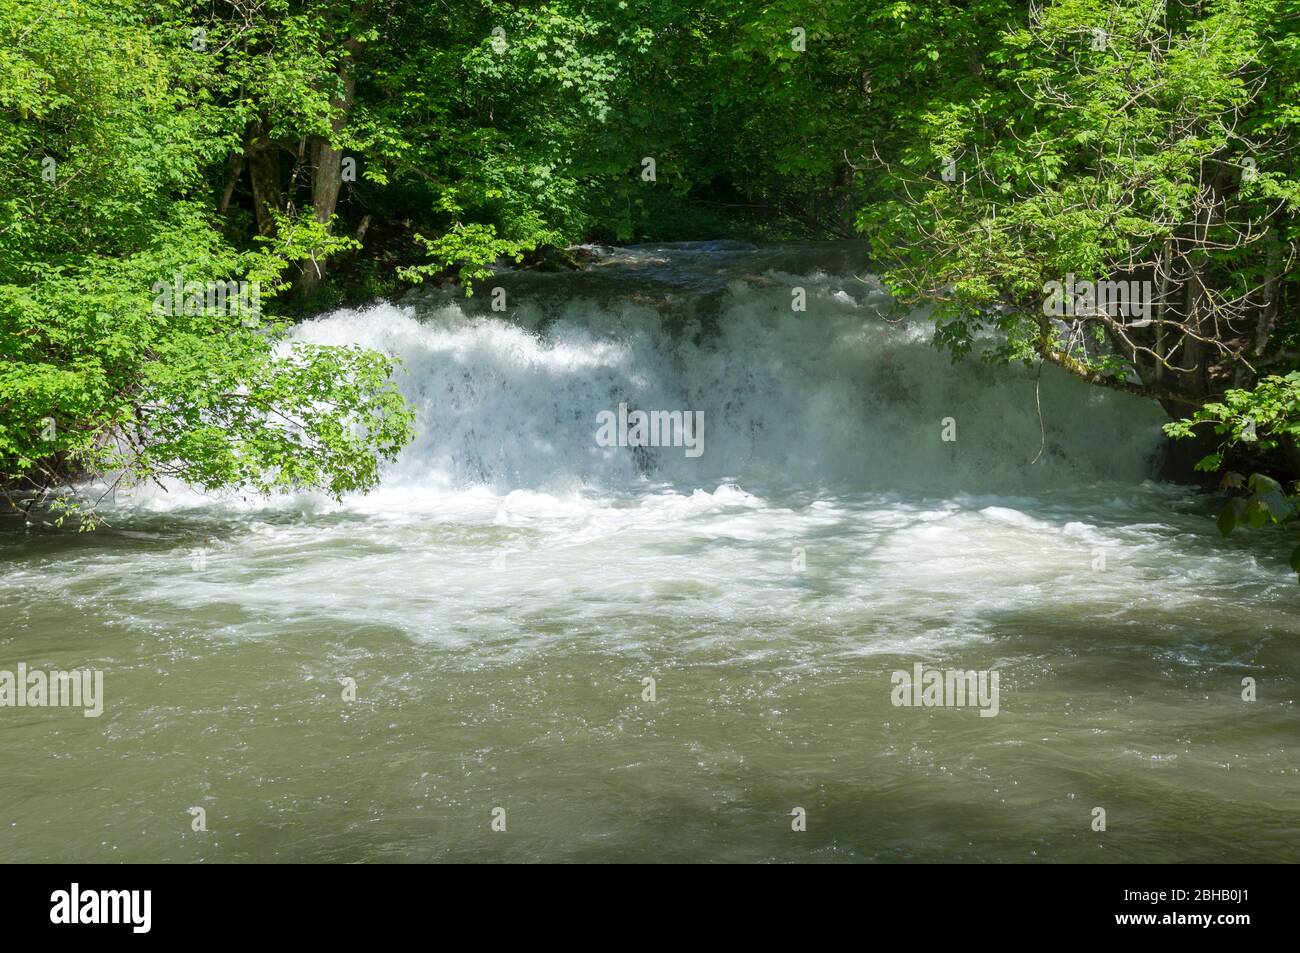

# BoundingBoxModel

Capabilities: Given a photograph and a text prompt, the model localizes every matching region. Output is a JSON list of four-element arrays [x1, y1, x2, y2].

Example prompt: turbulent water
[[2, 241, 1297, 863]]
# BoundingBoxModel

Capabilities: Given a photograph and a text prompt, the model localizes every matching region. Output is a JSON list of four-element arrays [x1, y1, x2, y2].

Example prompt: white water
[[4, 242, 1297, 862], [295, 253, 1163, 497], [80, 242, 1296, 653]]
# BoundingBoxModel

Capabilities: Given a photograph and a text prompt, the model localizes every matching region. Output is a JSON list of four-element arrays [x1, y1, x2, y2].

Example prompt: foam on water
[[66, 242, 1291, 653], [281, 255, 1167, 503], [4, 244, 1299, 862]]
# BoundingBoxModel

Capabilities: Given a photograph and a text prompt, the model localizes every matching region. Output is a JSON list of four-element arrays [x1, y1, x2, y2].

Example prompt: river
[[1, 242, 1296, 862]]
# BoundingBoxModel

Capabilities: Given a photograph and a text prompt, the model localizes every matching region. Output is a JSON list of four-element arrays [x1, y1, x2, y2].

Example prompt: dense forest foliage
[[2, 0, 1299, 568]]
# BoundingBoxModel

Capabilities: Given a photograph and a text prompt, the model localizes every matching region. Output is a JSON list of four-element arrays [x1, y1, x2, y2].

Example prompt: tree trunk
[[219, 152, 245, 216], [296, 68, 357, 299], [246, 125, 283, 238], [1253, 224, 1282, 358]]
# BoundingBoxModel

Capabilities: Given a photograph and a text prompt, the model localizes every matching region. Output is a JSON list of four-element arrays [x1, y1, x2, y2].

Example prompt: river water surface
[[2, 243, 1297, 862]]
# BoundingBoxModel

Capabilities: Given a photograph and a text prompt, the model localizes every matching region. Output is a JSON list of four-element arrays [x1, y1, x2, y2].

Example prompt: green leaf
[[1253, 490, 1294, 523], [1248, 473, 1283, 495], [1217, 499, 1238, 537]]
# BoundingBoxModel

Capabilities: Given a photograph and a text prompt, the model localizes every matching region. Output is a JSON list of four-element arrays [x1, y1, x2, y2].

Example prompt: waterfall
[[291, 241, 1167, 499]]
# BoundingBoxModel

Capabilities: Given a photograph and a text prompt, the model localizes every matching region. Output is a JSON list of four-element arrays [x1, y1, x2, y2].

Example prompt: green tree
[[0, 0, 413, 525], [863, 0, 1300, 418]]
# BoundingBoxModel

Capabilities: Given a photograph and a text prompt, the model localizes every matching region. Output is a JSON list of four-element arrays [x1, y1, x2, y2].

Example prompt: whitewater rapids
[[1, 242, 1296, 863]]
